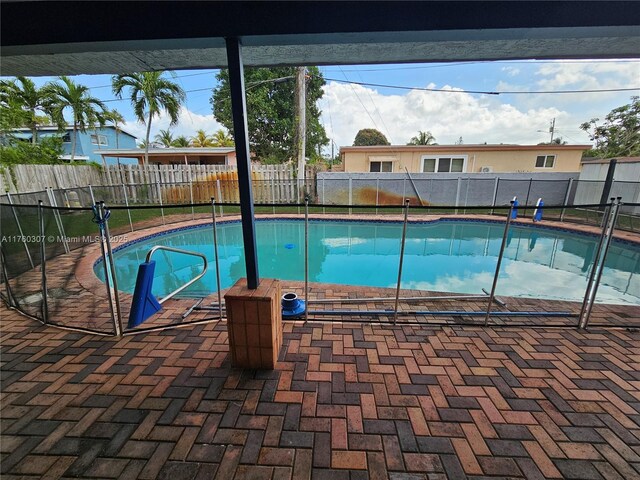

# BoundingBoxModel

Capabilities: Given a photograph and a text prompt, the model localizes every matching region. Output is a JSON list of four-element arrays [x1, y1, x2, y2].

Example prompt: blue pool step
[[128, 261, 162, 328]]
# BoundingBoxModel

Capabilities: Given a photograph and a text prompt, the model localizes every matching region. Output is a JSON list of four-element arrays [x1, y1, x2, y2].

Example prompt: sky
[[4, 59, 639, 154]]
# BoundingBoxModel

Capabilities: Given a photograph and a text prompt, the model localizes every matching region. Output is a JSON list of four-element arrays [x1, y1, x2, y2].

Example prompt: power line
[[338, 67, 386, 137], [102, 86, 213, 103], [322, 76, 640, 95]]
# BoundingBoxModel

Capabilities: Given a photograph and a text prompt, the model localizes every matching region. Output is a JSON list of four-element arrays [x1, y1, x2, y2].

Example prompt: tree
[[407, 130, 436, 146], [103, 109, 125, 149], [112, 71, 185, 165], [580, 96, 640, 158], [1, 136, 64, 167], [353, 128, 390, 146], [210, 67, 328, 162], [172, 135, 190, 147], [0, 77, 52, 144], [155, 128, 175, 147], [213, 129, 234, 147], [45, 76, 107, 161], [190, 129, 215, 147], [538, 137, 567, 145]]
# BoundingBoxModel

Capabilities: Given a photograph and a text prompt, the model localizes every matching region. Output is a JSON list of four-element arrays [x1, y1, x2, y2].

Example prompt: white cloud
[[123, 106, 225, 142], [319, 81, 570, 148], [534, 60, 639, 91], [501, 66, 520, 77]]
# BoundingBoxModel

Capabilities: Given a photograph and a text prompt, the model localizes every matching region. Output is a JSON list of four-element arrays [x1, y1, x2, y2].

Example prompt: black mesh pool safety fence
[[1, 193, 638, 336]]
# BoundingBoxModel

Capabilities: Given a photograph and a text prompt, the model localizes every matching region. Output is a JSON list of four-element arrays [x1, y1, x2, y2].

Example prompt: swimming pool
[[95, 219, 640, 305]]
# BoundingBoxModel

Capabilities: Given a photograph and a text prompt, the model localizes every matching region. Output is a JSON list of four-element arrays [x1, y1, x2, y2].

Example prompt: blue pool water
[[96, 220, 640, 305]]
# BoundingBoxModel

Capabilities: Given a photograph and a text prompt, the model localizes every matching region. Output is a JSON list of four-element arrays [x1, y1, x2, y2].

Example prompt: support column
[[226, 37, 259, 289], [599, 159, 617, 207]]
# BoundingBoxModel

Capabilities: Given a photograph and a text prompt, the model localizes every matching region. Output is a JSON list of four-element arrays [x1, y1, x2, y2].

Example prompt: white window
[[421, 156, 466, 173], [535, 155, 555, 168], [90, 134, 108, 146], [369, 161, 393, 172]]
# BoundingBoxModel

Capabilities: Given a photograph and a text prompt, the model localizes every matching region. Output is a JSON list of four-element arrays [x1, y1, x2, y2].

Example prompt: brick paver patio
[[2, 304, 640, 479]]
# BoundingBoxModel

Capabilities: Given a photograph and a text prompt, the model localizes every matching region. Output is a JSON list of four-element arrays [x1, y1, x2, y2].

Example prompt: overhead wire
[[338, 67, 386, 136], [322, 76, 640, 95]]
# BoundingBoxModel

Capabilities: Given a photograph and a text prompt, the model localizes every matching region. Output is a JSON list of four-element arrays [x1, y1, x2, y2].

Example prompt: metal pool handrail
[[145, 246, 208, 305]]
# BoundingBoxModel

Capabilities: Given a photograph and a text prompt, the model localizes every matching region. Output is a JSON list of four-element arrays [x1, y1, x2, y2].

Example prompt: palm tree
[[407, 130, 437, 146], [103, 109, 126, 174], [103, 109, 125, 148], [154, 128, 175, 147], [45, 76, 107, 161], [212, 129, 234, 147], [112, 71, 185, 166], [190, 129, 215, 147], [172, 135, 190, 147], [0, 76, 51, 144]]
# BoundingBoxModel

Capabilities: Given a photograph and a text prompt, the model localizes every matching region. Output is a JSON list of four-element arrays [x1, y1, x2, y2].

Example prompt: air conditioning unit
[[480, 166, 493, 173]]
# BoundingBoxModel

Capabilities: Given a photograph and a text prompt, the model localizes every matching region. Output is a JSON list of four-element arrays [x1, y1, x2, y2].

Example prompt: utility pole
[[549, 118, 556, 144], [296, 66, 307, 190]]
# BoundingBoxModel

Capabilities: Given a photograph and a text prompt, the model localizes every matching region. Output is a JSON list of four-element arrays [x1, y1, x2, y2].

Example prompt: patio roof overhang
[[2, 1, 639, 76], [97, 148, 235, 158]]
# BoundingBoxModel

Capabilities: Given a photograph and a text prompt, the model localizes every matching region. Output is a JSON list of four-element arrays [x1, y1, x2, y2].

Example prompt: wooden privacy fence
[[1, 163, 315, 204], [0, 164, 104, 193]]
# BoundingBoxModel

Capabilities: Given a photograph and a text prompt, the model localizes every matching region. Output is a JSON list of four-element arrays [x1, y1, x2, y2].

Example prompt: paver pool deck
[[2, 303, 640, 479], [2, 214, 640, 479]]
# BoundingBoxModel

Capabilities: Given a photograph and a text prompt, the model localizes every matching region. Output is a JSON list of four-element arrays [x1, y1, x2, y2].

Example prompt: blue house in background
[[10, 125, 138, 164]]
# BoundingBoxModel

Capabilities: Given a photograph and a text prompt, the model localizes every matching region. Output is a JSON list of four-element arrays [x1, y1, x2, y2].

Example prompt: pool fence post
[[484, 200, 515, 326], [1, 248, 17, 308], [63, 188, 72, 209], [393, 199, 410, 324], [297, 175, 301, 215], [402, 178, 406, 205], [322, 177, 326, 215], [525, 178, 533, 210], [6, 193, 34, 269], [578, 198, 620, 330], [455, 177, 462, 214], [46, 187, 70, 254], [122, 184, 134, 232], [88, 184, 96, 206], [101, 202, 124, 336], [95, 202, 118, 335], [491, 178, 499, 215], [38, 200, 49, 324], [187, 163, 195, 220], [216, 180, 224, 217], [211, 198, 223, 320], [271, 177, 276, 214], [348, 177, 353, 215], [157, 181, 166, 224], [376, 178, 379, 215], [304, 195, 310, 323], [560, 178, 573, 222]]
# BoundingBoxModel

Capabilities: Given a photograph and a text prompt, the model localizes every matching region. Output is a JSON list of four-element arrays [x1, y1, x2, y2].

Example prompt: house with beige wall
[[339, 144, 590, 174]]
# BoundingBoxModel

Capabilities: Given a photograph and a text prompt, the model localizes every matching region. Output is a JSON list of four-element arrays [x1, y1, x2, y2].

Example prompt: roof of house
[[341, 144, 592, 153], [97, 147, 235, 158], [11, 125, 138, 139]]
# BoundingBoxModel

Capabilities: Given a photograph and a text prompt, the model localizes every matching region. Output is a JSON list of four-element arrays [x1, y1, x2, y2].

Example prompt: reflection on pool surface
[[95, 220, 640, 305]]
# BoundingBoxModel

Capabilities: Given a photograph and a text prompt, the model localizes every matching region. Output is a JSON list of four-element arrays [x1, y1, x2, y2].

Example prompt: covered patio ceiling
[[2, 1, 640, 76]]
